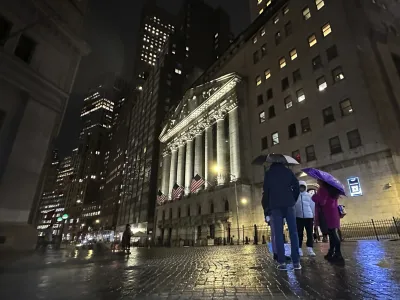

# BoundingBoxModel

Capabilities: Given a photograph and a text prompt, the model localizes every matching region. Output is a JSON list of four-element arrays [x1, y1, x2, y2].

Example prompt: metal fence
[[156, 217, 400, 247]]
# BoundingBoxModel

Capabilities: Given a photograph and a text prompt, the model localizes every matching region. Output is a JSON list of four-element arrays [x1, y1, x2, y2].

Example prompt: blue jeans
[[271, 206, 300, 264]]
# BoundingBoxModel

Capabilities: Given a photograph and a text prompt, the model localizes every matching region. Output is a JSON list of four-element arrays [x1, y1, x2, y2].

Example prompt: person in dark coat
[[262, 162, 301, 270], [122, 224, 132, 254]]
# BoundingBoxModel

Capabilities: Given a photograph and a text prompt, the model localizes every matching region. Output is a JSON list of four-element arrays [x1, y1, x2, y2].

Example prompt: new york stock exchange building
[[156, 73, 261, 246]]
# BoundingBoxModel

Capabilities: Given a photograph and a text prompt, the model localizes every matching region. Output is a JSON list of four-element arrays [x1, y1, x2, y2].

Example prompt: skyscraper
[[133, 2, 175, 90], [117, 0, 233, 239], [65, 75, 130, 233], [0, 0, 90, 250]]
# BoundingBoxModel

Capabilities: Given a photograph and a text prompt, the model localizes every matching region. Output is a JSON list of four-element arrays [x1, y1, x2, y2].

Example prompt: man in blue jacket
[[262, 162, 300, 270]]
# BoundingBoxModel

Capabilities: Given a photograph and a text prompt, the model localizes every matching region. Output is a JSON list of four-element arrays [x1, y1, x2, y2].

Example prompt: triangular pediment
[[160, 73, 241, 143]]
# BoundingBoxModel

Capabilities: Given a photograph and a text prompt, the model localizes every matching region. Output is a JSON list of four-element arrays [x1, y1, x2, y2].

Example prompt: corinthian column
[[229, 107, 241, 180], [185, 139, 194, 193], [161, 151, 171, 195], [169, 147, 178, 198], [216, 117, 226, 185], [205, 125, 213, 188], [176, 143, 186, 187], [194, 132, 204, 178]]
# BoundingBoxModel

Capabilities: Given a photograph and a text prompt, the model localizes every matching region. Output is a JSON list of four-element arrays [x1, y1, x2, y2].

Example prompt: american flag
[[190, 174, 205, 193], [171, 183, 184, 201], [157, 190, 167, 205]]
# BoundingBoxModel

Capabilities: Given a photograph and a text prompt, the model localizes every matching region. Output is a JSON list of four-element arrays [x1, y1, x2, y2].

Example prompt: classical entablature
[[159, 73, 242, 147]]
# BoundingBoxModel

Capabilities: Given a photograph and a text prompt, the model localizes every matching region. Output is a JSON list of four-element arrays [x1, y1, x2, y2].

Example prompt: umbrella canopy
[[302, 168, 346, 196], [252, 153, 299, 165]]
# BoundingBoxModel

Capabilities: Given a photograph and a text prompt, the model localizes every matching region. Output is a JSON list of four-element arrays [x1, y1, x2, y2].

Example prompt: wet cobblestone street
[[1, 241, 399, 299]]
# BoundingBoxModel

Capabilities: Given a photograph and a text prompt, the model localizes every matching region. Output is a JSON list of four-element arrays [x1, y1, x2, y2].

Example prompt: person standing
[[312, 180, 344, 263], [122, 224, 132, 254], [262, 162, 301, 270], [295, 181, 316, 257]]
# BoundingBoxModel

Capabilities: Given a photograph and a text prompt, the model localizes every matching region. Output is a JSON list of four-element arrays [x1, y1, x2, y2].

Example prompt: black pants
[[328, 228, 341, 255], [296, 218, 314, 248]]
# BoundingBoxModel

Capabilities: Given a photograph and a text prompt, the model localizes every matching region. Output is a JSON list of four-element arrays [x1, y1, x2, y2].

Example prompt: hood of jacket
[[299, 180, 307, 190]]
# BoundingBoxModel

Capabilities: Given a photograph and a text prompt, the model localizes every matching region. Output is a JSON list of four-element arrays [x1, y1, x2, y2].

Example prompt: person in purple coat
[[312, 180, 344, 263]]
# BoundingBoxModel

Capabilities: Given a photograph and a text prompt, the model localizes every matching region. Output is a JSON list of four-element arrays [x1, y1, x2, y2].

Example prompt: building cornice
[[160, 73, 241, 143]]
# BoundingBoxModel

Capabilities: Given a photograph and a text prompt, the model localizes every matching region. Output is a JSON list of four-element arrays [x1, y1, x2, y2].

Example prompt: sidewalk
[[0, 240, 399, 299]]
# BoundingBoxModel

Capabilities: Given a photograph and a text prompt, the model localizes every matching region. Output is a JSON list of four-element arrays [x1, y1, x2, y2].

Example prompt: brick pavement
[[0, 241, 399, 300]]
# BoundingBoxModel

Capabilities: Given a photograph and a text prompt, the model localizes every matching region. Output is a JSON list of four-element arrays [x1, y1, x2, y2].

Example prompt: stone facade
[[155, 0, 400, 245], [0, 0, 89, 250]]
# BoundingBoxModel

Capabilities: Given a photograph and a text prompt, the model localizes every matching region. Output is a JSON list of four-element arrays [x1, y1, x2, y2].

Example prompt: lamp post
[[213, 166, 245, 245]]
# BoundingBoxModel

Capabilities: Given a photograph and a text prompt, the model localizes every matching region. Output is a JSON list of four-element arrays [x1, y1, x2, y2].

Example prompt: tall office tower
[[133, 1, 175, 90], [0, 0, 90, 250], [65, 75, 130, 234], [101, 91, 134, 230], [154, 0, 400, 246], [36, 155, 75, 236], [117, 0, 233, 239]]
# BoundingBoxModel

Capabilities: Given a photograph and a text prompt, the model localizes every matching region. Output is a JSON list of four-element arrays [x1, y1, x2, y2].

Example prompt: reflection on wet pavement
[[0, 241, 399, 299]]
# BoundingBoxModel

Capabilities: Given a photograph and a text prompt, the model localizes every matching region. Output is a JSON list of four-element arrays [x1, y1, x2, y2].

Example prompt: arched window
[[210, 202, 214, 214], [198, 205, 201, 215], [224, 199, 230, 212]]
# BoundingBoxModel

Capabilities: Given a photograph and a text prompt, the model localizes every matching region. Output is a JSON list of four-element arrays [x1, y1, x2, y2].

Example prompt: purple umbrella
[[302, 168, 346, 196]]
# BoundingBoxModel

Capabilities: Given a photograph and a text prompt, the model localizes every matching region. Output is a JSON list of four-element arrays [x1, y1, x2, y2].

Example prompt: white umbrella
[[252, 153, 299, 165]]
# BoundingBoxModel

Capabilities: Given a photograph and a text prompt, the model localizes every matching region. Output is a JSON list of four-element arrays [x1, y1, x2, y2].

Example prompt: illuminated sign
[[347, 177, 362, 197]]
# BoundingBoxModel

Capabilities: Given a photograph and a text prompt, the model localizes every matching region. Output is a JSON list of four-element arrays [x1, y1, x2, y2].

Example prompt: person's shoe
[[298, 248, 303, 256], [293, 262, 302, 270], [324, 250, 334, 260], [328, 254, 345, 264], [276, 263, 287, 271], [307, 247, 316, 257]]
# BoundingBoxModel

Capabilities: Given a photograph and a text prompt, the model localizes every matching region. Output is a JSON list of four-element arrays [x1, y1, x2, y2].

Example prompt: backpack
[[338, 205, 347, 218]]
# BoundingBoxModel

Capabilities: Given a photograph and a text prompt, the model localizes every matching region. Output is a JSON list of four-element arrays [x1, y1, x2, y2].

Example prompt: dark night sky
[[57, 0, 250, 157]]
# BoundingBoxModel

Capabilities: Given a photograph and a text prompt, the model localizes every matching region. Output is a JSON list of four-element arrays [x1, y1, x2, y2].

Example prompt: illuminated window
[[253, 35, 258, 44], [259, 8, 264, 15], [316, 0, 325, 10], [273, 16, 279, 24], [256, 75, 262, 86], [266, 0, 272, 7], [283, 5, 289, 15], [259, 111, 266, 123], [265, 69, 271, 79], [322, 23, 332, 37], [340, 99, 353, 116], [279, 57, 286, 68], [297, 89, 306, 102], [258, 0, 262, 4], [303, 7, 311, 20], [175, 68, 182, 74], [332, 66, 345, 82], [272, 132, 279, 145], [285, 96, 293, 109], [317, 76, 327, 91], [308, 34, 317, 47], [260, 27, 266, 36], [290, 48, 298, 60]]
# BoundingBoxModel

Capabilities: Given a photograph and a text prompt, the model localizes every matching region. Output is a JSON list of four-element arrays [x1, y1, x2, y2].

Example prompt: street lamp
[[213, 165, 243, 245]]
